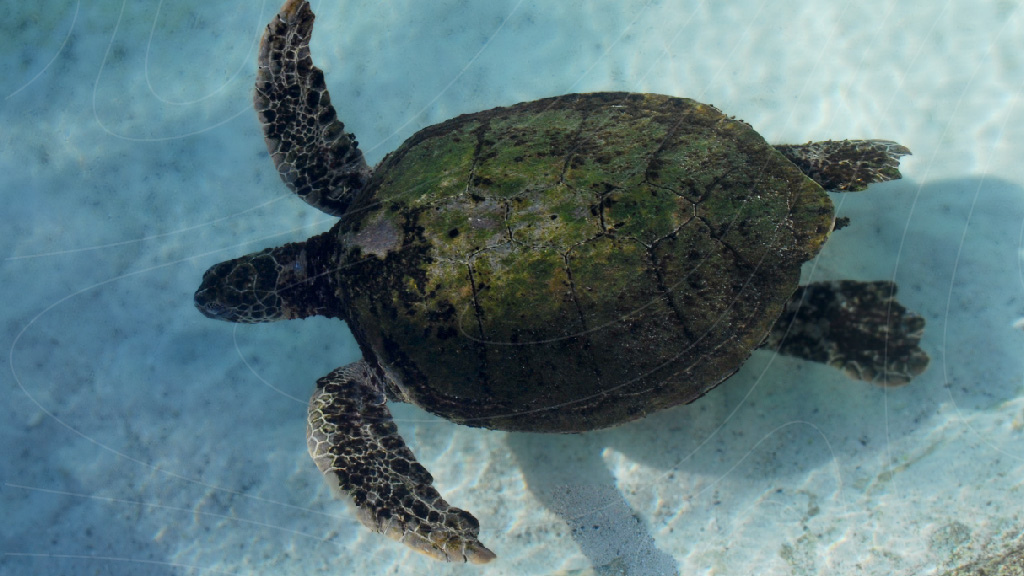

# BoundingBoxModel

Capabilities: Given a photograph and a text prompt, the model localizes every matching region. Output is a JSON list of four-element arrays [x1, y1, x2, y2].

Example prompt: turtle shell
[[330, 92, 833, 432]]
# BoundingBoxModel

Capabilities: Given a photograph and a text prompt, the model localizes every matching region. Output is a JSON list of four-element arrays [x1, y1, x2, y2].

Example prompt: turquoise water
[[2, 1, 1023, 574]]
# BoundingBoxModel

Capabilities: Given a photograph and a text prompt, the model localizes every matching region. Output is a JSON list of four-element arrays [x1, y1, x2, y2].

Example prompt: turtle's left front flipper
[[307, 361, 496, 564], [774, 139, 911, 191], [766, 280, 929, 386]]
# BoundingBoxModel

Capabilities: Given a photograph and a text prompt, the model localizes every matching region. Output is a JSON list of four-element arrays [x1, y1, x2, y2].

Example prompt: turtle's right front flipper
[[256, 0, 370, 216], [307, 361, 497, 564]]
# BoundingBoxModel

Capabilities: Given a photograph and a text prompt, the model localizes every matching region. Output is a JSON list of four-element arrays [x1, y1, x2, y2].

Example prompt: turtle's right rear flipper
[[256, 0, 370, 216], [767, 280, 929, 386]]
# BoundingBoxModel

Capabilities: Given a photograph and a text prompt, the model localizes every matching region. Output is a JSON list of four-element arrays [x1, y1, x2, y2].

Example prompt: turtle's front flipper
[[774, 140, 911, 191], [256, 0, 370, 216], [766, 281, 929, 386], [307, 361, 496, 564]]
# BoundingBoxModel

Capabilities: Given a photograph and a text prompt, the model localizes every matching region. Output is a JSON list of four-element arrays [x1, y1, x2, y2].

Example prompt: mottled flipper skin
[[767, 281, 929, 386], [256, 0, 370, 216], [307, 362, 496, 564], [774, 140, 911, 191]]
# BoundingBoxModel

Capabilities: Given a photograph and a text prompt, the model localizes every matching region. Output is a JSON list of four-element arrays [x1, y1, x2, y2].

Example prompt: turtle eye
[[193, 290, 230, 320]]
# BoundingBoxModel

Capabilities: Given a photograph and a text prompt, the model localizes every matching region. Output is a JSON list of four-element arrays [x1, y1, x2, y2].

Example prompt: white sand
[[2, 0, 1022, 575]]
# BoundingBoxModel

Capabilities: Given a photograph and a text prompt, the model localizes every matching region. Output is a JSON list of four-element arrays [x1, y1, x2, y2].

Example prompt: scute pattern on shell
[[333, 93, 835, 432]]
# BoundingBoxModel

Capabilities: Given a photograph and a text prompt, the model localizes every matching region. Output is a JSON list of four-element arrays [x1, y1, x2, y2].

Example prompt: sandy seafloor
[[2, 0, 1024, 575]]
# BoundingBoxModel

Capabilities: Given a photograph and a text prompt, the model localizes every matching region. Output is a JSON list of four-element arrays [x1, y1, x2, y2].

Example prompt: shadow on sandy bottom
[[506, 175, 1024, 575]]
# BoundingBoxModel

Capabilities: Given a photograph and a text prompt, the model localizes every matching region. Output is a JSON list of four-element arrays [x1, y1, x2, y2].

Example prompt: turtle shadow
[[507, 431, 681, 576], [506, 175, 1024, 576]]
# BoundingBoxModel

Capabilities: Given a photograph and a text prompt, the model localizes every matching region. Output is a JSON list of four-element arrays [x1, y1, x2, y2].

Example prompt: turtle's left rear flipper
[[307, 361, 496, 564], [766, 280, 929, 386]]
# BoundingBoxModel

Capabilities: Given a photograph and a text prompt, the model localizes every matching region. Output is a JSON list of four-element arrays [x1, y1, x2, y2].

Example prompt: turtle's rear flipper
[[774, 140, 911, 192], [256, 0, 370, 216], [766, 280, 929, 386], [307, 361, 496, 564]]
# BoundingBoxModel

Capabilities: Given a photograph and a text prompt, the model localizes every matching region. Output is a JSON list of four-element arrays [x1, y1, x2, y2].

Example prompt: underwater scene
[[2, 0, 1023, 574]]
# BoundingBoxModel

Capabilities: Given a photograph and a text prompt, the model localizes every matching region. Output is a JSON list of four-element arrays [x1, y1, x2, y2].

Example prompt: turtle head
[[195, 233, 340, 323]]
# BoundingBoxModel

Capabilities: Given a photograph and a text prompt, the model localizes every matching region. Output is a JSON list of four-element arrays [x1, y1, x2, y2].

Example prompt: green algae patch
[[601, 183, 695, 244], [336, 93, 835, 432], [564, 107, 668, 194], [470, 245, 576, 341], [372, 121, 479, 208], [473, 108, 583, 199], [506, 184, 601, 248]]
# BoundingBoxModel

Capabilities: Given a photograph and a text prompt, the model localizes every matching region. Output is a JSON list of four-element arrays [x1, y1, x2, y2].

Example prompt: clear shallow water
[[2, 1, 1023, 575]]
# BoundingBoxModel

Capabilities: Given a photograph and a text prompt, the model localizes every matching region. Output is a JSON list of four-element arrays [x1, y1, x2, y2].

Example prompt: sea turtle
[[194, 0, 929, 564]]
